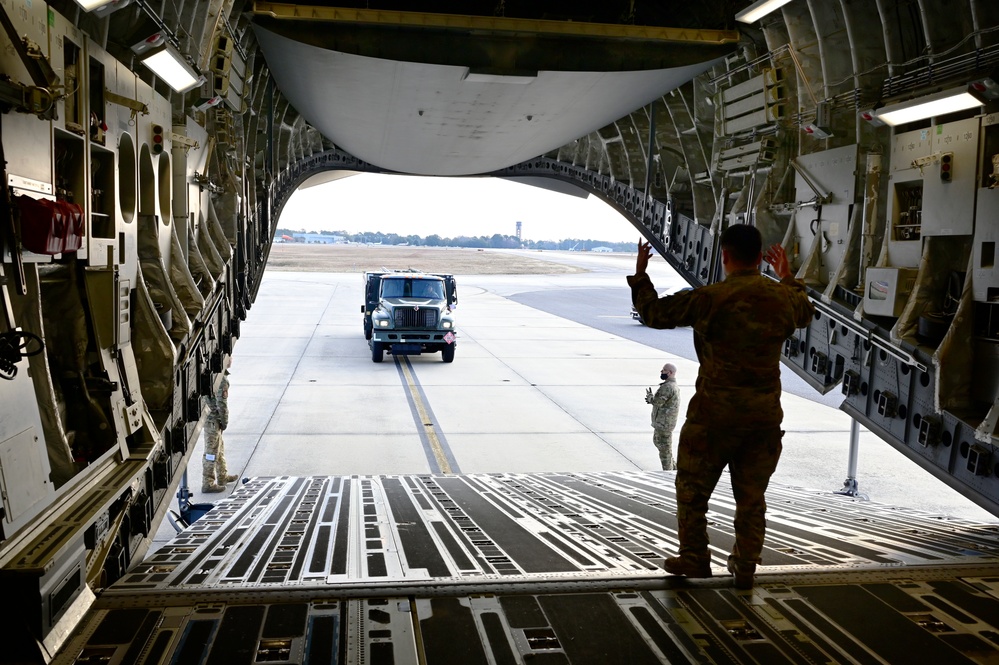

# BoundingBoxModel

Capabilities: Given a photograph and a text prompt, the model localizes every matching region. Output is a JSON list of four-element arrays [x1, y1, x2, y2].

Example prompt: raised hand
[[636, 240, 653, 276], [764, 244, 791, 280]]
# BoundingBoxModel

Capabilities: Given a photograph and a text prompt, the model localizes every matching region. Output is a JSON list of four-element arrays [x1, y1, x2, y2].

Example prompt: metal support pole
[[846, 417, 859, 483], [834, 417, 868, 499], [263, 76, 275, 241]]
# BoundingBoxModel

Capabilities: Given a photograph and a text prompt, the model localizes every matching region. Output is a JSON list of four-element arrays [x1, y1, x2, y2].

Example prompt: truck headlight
[[441, 320, 452, 329], [377, 319, 390, 327]]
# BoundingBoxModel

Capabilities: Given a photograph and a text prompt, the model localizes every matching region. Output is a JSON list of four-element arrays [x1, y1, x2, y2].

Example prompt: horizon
[[278, 172, 642, 243], [273, 227, 636, 246]]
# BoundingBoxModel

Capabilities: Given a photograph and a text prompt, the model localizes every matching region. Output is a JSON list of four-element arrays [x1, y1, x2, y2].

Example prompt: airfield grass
[[265, 244, 586, 275]]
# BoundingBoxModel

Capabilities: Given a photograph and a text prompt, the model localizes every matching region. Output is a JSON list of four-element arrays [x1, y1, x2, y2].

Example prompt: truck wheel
[[372, 341, 384, 363], [441, 344, 455, 363], [363, 318, 372, 340]]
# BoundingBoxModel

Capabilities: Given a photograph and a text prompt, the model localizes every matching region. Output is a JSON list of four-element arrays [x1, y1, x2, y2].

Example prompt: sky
[[277, 173, 641, 243]]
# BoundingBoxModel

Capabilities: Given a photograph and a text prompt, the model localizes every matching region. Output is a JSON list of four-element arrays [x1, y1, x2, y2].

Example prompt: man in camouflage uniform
[[628, 225, 814, 589], [202, 365, 238, 493], [646, 363, 679, 470]]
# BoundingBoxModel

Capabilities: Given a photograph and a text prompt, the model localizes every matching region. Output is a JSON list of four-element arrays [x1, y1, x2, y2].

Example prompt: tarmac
[[150, 250, 996, 554]]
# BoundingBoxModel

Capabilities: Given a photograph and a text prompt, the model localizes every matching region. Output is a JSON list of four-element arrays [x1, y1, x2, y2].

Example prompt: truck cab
[[363, 271, 458, 362]]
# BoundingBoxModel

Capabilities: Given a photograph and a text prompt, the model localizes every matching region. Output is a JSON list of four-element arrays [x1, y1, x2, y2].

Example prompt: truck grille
[[394, 308, 438, 328]]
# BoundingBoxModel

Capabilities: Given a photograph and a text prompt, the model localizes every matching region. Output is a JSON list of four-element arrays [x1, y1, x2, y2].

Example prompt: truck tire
[[441, 343, 455, 363], [363, 318, 372, 340], [372, 341, 384, 363]]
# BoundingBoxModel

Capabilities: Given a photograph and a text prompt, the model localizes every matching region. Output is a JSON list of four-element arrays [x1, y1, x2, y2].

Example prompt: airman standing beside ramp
[[203, 363, 238, 493], [646, 363, 679, 470]]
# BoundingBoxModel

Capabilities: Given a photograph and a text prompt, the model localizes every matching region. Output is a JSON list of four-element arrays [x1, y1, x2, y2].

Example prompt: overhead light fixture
[[874, 87, 984, 127], [803, 101, 833, 138], [735, 0, 794, 24], [858, 108, 885, 127], [74, 0, 116, 10], [131, 34, 203, 94], [75, 0, 130, 16], [802, 122, 832, 139], [969, 73, 999, 100]]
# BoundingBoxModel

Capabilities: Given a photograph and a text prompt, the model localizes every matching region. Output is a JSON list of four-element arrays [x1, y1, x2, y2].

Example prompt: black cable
[[0, 330, 44, 380]]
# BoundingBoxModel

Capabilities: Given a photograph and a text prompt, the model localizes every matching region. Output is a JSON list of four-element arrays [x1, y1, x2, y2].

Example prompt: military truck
[[363, 270, 458, 362]]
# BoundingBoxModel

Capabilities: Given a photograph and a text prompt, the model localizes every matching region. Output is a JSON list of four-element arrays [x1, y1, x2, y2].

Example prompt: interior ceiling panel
[[253, 21, 730, 175]]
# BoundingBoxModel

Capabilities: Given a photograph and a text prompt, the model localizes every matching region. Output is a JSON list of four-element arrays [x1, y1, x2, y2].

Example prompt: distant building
[[591, 246, 614, 253], [292, 232, 343, 244]]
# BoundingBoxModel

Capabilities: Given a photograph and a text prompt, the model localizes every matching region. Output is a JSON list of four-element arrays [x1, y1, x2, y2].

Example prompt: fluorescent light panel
[[140, 46, 201, 93], [875, 88, 983, 126], [74, 0, 116, 10], [735, 0, 794, 23]]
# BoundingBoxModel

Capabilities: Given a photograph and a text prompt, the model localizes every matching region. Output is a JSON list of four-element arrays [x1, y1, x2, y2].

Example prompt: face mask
[[661, 374, 669, 381]]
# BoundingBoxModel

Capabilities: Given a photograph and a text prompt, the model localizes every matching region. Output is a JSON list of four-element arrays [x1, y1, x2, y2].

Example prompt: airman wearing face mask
[[645, 363, 679, 471]]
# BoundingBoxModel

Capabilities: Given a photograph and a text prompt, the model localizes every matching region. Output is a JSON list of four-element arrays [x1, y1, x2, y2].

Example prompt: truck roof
[[381, 273, 444, 280]]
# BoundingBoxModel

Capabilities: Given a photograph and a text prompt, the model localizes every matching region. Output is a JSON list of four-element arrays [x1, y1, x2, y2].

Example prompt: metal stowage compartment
[[395, 308, 439, 328]]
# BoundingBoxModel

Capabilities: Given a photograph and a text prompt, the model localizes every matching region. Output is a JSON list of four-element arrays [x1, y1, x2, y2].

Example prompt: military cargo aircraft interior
[[3, 0, 999, 662]]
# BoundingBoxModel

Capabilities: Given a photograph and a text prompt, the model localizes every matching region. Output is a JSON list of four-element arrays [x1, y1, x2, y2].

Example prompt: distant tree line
[[275, 228, 635, 252]]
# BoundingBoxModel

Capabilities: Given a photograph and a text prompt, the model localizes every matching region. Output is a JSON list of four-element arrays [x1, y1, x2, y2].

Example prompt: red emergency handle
[[14, 195, 84, 255]]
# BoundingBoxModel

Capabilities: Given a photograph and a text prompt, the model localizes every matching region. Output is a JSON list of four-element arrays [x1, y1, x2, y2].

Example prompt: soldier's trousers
[[203, 425, 228, 487], [652, 428, 675, 470], [674, 422, 783, 567]]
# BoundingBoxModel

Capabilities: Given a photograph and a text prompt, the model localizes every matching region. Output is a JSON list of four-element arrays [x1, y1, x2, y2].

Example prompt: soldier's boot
[[663, 555, 712, 578], [223, 474, 239, 483], [727, 556, 755, 590], [202, 483, 226, 493]]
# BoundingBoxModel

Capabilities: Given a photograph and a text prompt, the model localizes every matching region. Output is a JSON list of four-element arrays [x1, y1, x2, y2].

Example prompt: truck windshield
[[381, 278, 444, 299]]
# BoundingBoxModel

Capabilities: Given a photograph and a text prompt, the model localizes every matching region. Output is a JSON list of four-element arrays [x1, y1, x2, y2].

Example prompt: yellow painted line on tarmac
[[398, 358, 452, 474]]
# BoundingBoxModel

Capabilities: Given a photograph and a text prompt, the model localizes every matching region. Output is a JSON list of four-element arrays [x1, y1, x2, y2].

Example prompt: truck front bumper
[[372, 330, 456, 354]]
